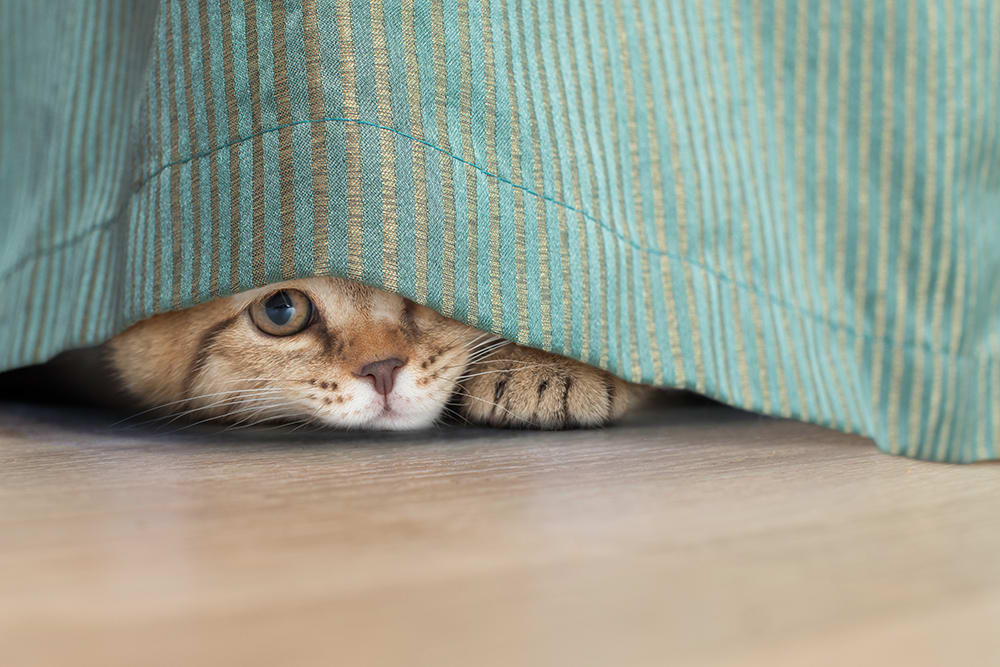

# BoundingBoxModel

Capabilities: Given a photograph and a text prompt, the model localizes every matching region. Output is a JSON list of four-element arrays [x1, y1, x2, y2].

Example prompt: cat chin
[[363, 410, 439, 431], [312, 406, 441, 431]]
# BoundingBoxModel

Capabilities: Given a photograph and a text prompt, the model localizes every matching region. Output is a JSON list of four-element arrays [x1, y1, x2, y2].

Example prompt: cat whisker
[[453, 363, 557, 382], [219, 377, 294, 385], [436, 404, 470, 426], [459, 343, 507, 363], [463, 335, 505, 354], [289, 401, 327, 432], [449, 387, 541, 428], [438, 357, 554, 375], [463, 358, 556, 368], [136, 390, 286, 429], [237, 415, 301, 431], [285, 415, 322, 432], [224, 401, 308, 431], [111, 387, 284, 427], [176, 397, 300, 432], [435, 352, 518, 374], [466, 341, 511, 360], [238, 404, 320, 431]]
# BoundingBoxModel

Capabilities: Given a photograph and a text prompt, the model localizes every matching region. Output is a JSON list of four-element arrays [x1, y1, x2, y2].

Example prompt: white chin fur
[[365, 409, 440, 430], [311, 397, 444, 431], [312, 407, 440, 431]]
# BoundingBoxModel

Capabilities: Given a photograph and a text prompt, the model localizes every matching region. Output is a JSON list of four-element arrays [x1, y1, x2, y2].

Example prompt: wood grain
[[1, 394, 997, 666]]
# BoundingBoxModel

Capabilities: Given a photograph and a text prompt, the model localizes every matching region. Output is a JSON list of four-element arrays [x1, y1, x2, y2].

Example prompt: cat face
[[109, 277, 490, 430]]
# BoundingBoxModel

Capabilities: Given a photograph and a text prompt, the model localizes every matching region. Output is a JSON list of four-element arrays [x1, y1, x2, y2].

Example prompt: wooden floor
[[1, 394, 998, 666]]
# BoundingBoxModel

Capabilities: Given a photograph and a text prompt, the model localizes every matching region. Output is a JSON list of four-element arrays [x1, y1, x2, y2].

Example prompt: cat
[[107, 277, 639, 430]]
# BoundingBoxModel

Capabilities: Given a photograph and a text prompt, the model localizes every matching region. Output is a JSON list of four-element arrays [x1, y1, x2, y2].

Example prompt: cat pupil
[[264, 291, 294, 326]]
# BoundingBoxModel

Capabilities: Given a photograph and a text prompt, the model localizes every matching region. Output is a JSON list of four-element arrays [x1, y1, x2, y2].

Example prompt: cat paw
[[456, 344, 630, 428]]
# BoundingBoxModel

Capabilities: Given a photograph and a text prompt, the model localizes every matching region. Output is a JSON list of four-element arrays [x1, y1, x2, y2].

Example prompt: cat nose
[[356, 357, 406, 396]]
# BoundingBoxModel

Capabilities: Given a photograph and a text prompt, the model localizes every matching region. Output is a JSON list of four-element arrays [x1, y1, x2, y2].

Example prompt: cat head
[[109, 277, 490, 430]]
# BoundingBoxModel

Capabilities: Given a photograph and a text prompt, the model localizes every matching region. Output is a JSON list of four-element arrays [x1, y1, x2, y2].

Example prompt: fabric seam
[[0, 115, 988, 363]]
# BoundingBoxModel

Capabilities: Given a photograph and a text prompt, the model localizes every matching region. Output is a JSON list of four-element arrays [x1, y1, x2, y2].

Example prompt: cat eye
[[250, 289, 314, 336]]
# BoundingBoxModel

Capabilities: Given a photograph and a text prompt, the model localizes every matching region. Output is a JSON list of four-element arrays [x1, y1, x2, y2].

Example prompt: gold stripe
[[165, 8, 183, 309], [137, 180, 151, 321], [769, 0, 816, 412], [484, 2, 506, 333], [219, 0, 242, 292], [591, 0, 634, 372], [488, 176, 505, 334], [302, 0, 329, 277], [639, 4, 688, 387], [869, 0, 898, 413], [976, 0, 999, 450], [723, 3, 773, 411], [988, 351, 999, 461], [750, 0, 793, 415], [429, 0, 457, 315], [569, 0, 610, 370], [152, 170, 163, 312], [270, 1, 295, 280], [509, 1, 552, 348], [150, 25, 163, 309], [43, 3, 103, 358], [979, 2, 1000, 189], [595, 3, 631, 375], [831, 0, 865, 427], [851, 0, 877, 426], [679, 4, 728, 395], [93, 4, 126, 332], [976, 4, 1000, 456], [639, 5, 685, 384], [368, 0, 399, 294], [663, 5, 712, 393], [884, 1, 920, 451], [137, 59, 156, 317], [511, 183, 529, 341], [991, 333, 1000, 459], [789, 0, 834, 417], [688, 2, 733, 397], [526, 6, 558, 345], [778, 0, 813, 414], [961, 6, 985, 385], [922, 5, 958, 457], [335, 4, 364, 281], [242, 1, 267, 286], [530, 1, 574, 356], [197, 1, 221, 297], [935, 6, 971, 456], [455, 3, 478, 323], [77, 227, 107, 339], [548, 0, 593, 363], [493, 0, 529, 341], [130, 10, 145, 319], [612, 1, 658, 383], [807, 0, 856, 427], [178, 0, 202, 299], [401, 0, 429, 303], [904, 2, 940, 449], [500, 6, 524, 340], [696, 0, 753, 402], [76, 3, 118, 339], [979, 352, 992, 458], [461, 1, 483, 325]]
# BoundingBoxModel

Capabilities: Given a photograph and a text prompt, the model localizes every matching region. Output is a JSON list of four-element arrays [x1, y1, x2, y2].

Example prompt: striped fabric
[[1, 1, 998, 461]]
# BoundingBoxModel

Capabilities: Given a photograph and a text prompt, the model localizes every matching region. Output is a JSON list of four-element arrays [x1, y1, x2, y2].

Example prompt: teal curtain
[[1, 1, 998, 461]]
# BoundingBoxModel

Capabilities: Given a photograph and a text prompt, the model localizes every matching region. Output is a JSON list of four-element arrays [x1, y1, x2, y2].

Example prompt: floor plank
[[1, 395, 997, 666]]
